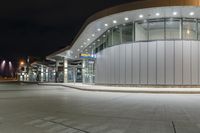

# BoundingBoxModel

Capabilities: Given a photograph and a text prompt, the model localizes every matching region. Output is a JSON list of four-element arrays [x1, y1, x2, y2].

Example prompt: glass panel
[[149, 19, 164, 40], [107, 30, 112, 47], [102, 34, 107, 49], [122, 23, 133, 43], [166, 18, 181, 39], [183, 19, 197, 40], [112, 26, 121, 45], [135, 21, 148, 41], [84, 60, 95, 84], [198, 21, 200, 40]]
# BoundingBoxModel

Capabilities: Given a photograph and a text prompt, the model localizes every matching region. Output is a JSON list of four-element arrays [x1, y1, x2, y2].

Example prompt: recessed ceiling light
[[113, 20, 117, 24], [77, 49, 80, 51], [75, 56, 77, 58], [97, 28, 101, 31], [93, 43, 96, 45], [156, 13, 160, 16], [173, 12, 177, 16], [97, 39, 100, 42], [83, 42, 86, 45], [103, 35, 106, 37], [87, 38, 90, 41], [139, 14, 143, 18], [104, 23, 108, 27], [190, 12, 194, 16], [124, 17, 129, 21], [81, 45, 83, 48], [92, 34, 95, 37]]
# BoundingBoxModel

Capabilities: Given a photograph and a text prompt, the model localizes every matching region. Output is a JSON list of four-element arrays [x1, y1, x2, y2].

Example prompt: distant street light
[[1, 60, 6, 71], [9, 61, 13, 71], [20, 61, 25, 66]]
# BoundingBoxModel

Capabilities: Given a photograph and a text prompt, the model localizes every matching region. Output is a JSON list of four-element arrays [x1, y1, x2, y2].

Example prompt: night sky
[[0, 0, 137, 60]]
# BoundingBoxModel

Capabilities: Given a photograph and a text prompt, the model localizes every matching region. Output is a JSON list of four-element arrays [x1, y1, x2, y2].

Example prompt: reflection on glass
[[149, 19, 164, 40], [135, 21, 148, 41], [112, 26, 121, 45], [122, 23, 133, 43], [183, 19, 197, 40], [198, 21, 200, 40], [107, 30, 112, 47], [166, 19, 181, 39]]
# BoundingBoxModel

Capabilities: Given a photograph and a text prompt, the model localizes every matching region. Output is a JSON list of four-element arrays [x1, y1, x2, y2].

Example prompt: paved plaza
[[0, 83, 200, 133]]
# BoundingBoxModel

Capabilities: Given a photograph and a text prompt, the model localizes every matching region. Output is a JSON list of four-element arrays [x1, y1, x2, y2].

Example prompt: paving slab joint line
[[42, 119, 90, 133], [172, 121, 177, 133]]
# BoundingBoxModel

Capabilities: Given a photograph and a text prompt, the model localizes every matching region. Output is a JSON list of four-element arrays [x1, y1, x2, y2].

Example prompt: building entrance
[[68, 65, 82, 83], [67, 60, 82, 83]]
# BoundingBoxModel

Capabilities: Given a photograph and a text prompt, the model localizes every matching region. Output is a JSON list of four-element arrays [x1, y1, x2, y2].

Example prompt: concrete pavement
[[0, 83, 200, 132]]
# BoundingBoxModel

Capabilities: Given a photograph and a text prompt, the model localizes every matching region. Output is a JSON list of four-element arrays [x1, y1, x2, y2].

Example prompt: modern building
[[47, 0, 200, 85]]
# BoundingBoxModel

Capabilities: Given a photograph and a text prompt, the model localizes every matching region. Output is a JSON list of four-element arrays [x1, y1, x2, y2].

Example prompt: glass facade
[[183, 19, 197, 40], [122, 23, 133, 43], [85, 18, 200, 54], [148, 19, 165, 40], [165, 18, 181, 39]]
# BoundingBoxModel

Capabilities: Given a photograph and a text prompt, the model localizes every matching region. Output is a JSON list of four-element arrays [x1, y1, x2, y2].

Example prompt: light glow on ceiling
[[113, 20, 117, 24], [190, 12, 194, 16], [156, 13, 160, 16], [124, 17, 129, 21], [139, 14, 143, 18], [173, 12, 177, 15]]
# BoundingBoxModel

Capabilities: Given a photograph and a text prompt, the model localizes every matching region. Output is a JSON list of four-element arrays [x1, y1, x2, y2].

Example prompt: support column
[[46, 67, 49, 82], [64, 59, 68, 83], [55, 60, 59, 82], [82, 59, 86, 83], [41, 65, 44, 82]]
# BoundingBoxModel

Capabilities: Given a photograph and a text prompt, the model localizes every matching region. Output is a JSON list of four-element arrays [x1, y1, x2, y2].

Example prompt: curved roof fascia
[[47, 0, 200, 59]]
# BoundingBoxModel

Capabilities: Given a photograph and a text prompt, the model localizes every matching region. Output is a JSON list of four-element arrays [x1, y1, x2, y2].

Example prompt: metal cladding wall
[[95, 40, 200, 85]]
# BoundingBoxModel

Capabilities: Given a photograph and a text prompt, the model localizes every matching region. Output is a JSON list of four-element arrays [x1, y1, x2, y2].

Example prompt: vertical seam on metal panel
[[156, 41, 158, 85], [125, 45, 126, 84], [174, 41, 175, 85], [119, 46, 121, 84], [190, 41, 192, 85], [114, 47, 116, 84], [147, 21, 149, 85], [182, 40, 184, 85], [164, 41, 166, 84], [198, 41, 200, 85], [139, 42, 141, 84], [131, 43, 133, 85], [147, 42, 149, 85]]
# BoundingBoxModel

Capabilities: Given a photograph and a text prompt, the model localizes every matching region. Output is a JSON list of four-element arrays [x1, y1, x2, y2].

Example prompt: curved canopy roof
[[47, 0, 200, 61]]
